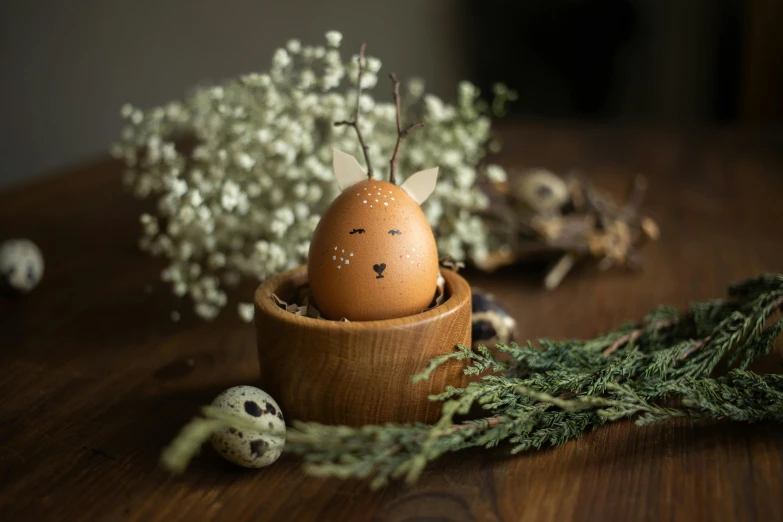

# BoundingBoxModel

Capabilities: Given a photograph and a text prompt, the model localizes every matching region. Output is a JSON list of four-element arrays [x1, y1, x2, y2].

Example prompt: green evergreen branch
[[160, 273, 783, 488]]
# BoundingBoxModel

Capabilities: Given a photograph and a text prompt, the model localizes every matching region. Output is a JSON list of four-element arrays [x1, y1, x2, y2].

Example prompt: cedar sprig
[[161, 273, 783, 488]]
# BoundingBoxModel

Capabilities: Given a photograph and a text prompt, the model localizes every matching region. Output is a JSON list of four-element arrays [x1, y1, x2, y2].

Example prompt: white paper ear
[[333, 148, 367, 191], [400, 167, 439, 205]]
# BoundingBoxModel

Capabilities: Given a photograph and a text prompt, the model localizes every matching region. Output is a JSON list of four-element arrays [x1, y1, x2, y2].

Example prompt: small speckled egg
[[0, 239, 44, 295], [512, 169, 570, 214], [471, 289, 517, 348], [210, 386, 285, 469]]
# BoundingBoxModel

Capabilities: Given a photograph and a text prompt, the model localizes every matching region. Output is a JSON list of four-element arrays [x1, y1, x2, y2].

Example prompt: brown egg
[[308, 179, 439, 321]]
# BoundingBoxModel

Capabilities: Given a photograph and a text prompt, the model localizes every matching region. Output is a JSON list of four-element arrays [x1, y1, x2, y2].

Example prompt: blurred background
[[1, 0, 781, 190]]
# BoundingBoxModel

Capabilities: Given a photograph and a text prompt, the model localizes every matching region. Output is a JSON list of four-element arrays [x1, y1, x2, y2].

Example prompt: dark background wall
[[1, 0, 781, 190], [0, 0, 465, 189], [465, 0, 744, 122]]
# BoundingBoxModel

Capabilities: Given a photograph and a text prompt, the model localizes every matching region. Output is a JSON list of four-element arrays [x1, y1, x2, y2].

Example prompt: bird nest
[[476, 169, 659, 289]]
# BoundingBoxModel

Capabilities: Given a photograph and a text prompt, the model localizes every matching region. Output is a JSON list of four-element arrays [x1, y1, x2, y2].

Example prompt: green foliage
[[161, 273, 783, 488], [160, 406, 264, 473]]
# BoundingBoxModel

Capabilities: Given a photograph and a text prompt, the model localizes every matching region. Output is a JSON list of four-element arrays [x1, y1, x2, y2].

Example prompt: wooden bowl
[[253, 265, 471, 426]]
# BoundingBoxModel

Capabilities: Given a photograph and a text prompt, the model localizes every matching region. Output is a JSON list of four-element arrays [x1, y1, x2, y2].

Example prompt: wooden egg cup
[[253, 265, 471, 426]]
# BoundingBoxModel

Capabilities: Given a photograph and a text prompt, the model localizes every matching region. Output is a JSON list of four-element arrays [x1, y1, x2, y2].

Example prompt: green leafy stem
[[161, 273, 783, 489]]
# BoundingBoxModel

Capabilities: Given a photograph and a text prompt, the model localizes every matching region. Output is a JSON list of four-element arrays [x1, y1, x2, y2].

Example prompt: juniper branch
[[160, 273, 783, 488]]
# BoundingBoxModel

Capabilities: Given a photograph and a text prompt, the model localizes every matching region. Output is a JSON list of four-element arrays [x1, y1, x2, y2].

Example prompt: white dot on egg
[[384, 202, 388, 206], [406, 255, 409, 258], [363, 200, 367, 204], [350, 252, 354, 256], [375, 199, 378, 202], [337, 265, 341, 269], [345, 260, 350, 265], [391, 198, 395, 201], [332, 256, 336, 260], [340, 257, 343, 261], [334, 246, 337, 250]]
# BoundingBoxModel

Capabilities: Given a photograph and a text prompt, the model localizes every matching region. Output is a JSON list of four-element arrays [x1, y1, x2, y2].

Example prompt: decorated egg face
[[308, 150, 440, 321]]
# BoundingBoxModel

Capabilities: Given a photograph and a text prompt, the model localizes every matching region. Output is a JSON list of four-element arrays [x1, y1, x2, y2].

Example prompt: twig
[[679, 336, 713, 360], [603, 329, 643, 356], [679, 294, 783, 359], [603, 318, 679, 356], [452, 417, 502, 431], [605, 294, 783, 359], [388, 73, 423, 185], [623, 175, 648, 216], [334, 43, 374, 178], [544, 253, 577, 290]]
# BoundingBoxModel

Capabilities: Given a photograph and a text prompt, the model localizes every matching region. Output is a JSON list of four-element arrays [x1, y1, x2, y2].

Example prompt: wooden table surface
[[1, 123, 782, 522]]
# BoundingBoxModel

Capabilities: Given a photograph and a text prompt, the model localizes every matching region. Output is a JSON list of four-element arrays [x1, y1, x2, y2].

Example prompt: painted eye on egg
[[349, 229, 365, 234], [388, 230, 402, 236]]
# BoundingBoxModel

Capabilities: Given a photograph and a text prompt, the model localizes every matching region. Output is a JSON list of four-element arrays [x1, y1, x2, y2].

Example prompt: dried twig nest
[[477, 169, 659, 289]]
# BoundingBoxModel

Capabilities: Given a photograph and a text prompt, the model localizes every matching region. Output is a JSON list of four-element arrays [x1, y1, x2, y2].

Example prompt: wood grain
[[254, 265, 471, 425], [1, 123, 782, 521]]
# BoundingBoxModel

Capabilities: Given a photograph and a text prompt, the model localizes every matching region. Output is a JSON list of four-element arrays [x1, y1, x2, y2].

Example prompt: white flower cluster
[[113, 31, 510, 321]]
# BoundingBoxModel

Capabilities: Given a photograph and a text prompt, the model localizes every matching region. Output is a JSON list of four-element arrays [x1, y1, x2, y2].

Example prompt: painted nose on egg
[[373, 263, 386, 279]]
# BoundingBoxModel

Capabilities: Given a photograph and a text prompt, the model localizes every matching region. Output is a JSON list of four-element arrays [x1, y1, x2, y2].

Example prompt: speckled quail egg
[[0, 239, 44, 295], [512, 169, 570, 214], [210, 386, 285, 469], [471, 289, 517, 348]]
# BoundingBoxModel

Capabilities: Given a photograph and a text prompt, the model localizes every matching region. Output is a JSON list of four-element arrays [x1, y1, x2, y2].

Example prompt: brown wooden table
[[1, 124, 782, 522]]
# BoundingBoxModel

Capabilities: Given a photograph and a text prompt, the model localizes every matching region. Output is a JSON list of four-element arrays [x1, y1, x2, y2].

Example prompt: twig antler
[[334, 43, 374, 178], [388, 73, 423, 185]]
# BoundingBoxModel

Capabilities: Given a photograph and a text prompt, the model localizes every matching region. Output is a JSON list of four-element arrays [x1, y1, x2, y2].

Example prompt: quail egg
[[0, 239, 44, 295], [471, 288, 517, 348], [210, 386, 285, 468], [512, 169, 570, 214]]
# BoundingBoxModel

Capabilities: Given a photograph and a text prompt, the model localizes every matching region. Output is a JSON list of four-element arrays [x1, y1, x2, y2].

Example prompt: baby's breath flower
[[237, 302, 255, 322], [485, 164, 507, 183], [360, 72, 378, 90], [408, 78, 425, 98], [234, 152, 255, 170], [366, 57, 382, 73], [272, 48, 291, 68], [325, 31, 342, 47], [298, 69, 316, 89], [115, 32, 511, 320], [458, 81, 478, 101], [286, 39, 302, 54], [424, 94, 446, 121]]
